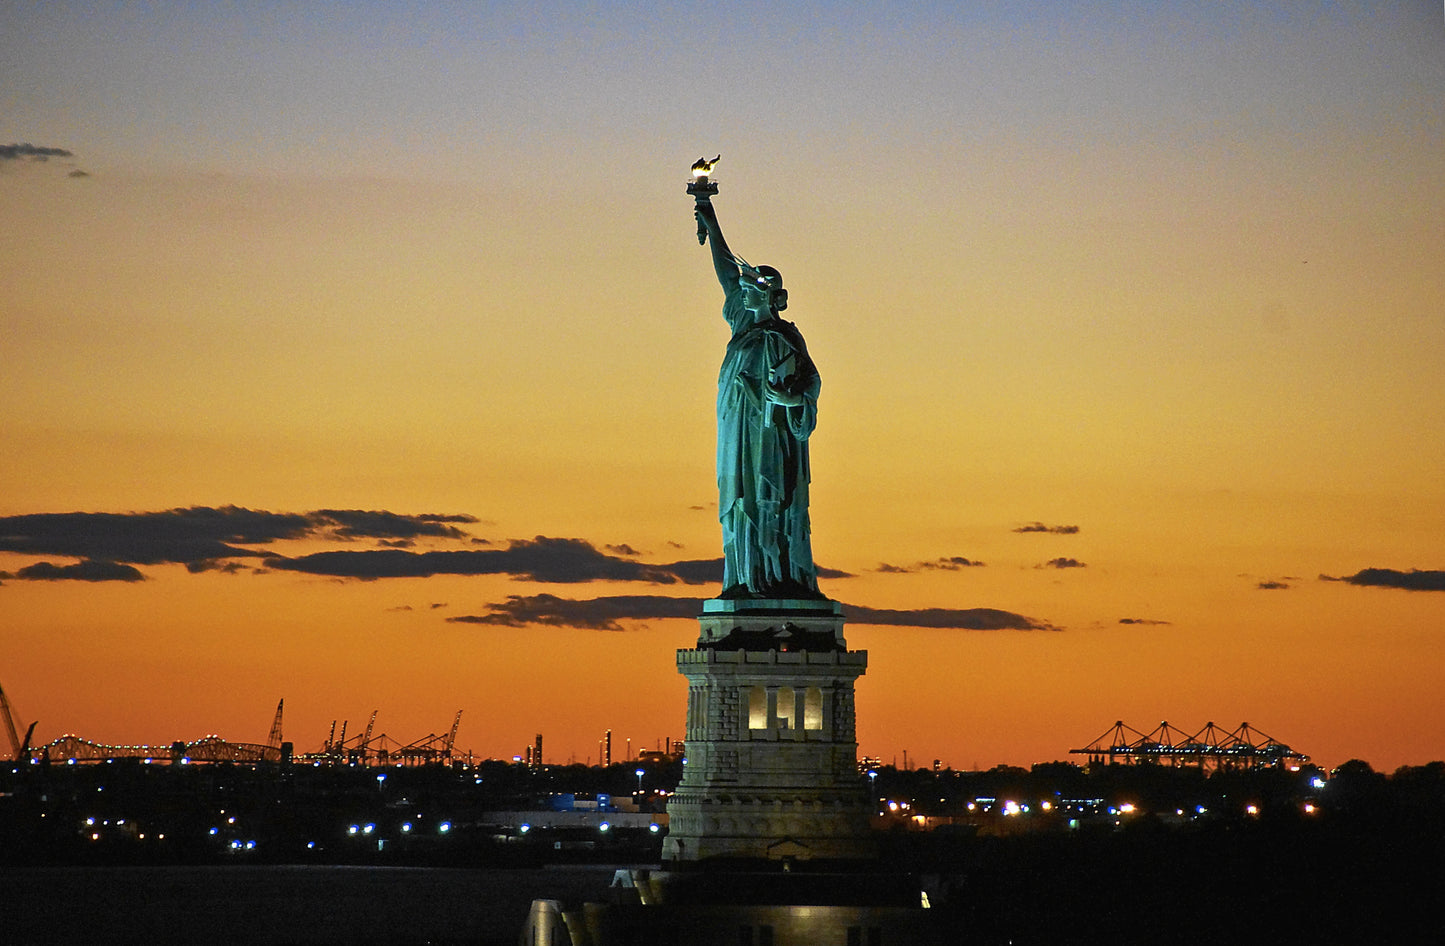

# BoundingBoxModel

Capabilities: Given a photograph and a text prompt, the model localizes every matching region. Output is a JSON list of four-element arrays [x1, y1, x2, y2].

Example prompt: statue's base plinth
[[664, 596, 872, 864], [697, 597, 846, 650]]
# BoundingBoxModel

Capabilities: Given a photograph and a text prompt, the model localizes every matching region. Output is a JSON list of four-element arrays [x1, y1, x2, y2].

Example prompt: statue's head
[[741, 264, 788, 312]]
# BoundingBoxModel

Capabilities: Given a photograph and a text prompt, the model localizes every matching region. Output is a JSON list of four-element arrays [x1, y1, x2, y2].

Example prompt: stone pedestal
[[663, 598, 873, 863]]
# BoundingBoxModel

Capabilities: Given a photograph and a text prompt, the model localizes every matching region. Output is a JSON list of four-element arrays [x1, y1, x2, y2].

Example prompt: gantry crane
[[0, 683, 38, 762], [266, 699, 284, 750], [445, 709, 463, 758]]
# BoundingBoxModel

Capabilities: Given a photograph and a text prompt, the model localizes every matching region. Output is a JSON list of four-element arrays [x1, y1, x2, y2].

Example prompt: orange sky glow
[[3, 2, 1443, 772]]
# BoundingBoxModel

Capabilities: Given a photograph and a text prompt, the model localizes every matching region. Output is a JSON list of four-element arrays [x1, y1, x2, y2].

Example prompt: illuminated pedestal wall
[[663, 599, 874, 863]]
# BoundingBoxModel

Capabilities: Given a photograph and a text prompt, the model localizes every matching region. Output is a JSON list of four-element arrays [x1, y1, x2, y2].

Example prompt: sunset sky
[[4, 2, 1443, 773]]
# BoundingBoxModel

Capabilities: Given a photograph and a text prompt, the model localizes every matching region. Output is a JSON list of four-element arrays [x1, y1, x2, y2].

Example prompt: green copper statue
[[691, 164, 822, 599]]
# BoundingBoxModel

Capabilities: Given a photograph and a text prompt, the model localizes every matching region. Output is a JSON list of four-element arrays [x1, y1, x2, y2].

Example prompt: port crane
[[1, 683, 38, 762]]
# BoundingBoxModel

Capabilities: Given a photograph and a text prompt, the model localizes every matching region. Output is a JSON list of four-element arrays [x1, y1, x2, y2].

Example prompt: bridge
[[27, 733, 283, 764]]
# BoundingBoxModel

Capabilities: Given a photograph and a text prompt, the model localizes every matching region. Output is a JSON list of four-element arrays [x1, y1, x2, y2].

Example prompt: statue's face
[[739, 266, 784, 312], [738, 272, 772, 310]]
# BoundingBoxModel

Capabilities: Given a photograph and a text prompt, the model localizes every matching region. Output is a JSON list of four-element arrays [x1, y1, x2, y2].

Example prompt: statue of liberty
[[692, 170, 822, 599]]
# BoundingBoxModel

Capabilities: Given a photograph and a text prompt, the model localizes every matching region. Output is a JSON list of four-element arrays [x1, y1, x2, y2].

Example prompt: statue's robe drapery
[[716, 291, 821, 597]]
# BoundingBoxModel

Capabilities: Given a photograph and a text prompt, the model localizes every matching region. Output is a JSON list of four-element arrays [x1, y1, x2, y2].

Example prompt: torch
[[687, 155, 720, 244]]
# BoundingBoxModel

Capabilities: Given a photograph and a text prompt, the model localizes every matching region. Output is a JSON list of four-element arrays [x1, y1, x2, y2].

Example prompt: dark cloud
[[877, 556, 986, 574], [606, 544, 642, 557], [1014, 522, 1080, 535], [449, 594, 701, 631], [0, 507, 311, 565], [1320, 568, 1445, 592], [389, 602, 449, 612], [922, 556, 985, 570], [1, 143, 74, 161], [658, 558, 722, 583], [1119, 618, 1172, 626], [1257, 580, 1290, 590], [185, 560, 250, 575], [266, 536, 703, 584], [310, 509, 475, 541], [67, 169, 90, 178], [844, 604, 1052, 630], [15, 560, 145, 582], [0, 506, 481, 576], [448, 594, 1053, 632], [1039, 558, 1086, 569]]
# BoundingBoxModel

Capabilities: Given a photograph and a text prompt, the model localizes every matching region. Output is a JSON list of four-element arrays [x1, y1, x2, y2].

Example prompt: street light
[[635, 768, 645, 795]]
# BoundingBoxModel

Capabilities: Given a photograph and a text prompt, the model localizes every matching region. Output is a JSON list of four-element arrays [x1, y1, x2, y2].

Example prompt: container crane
[[266, 699, 284, 750], [0, 683, 38, 762]]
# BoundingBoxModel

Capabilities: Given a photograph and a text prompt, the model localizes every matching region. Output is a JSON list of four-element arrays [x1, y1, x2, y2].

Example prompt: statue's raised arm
[[694, 200, 742, 297]]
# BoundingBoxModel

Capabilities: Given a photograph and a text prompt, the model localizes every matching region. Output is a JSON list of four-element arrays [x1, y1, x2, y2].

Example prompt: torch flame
[[692, 155, 721, 178]]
